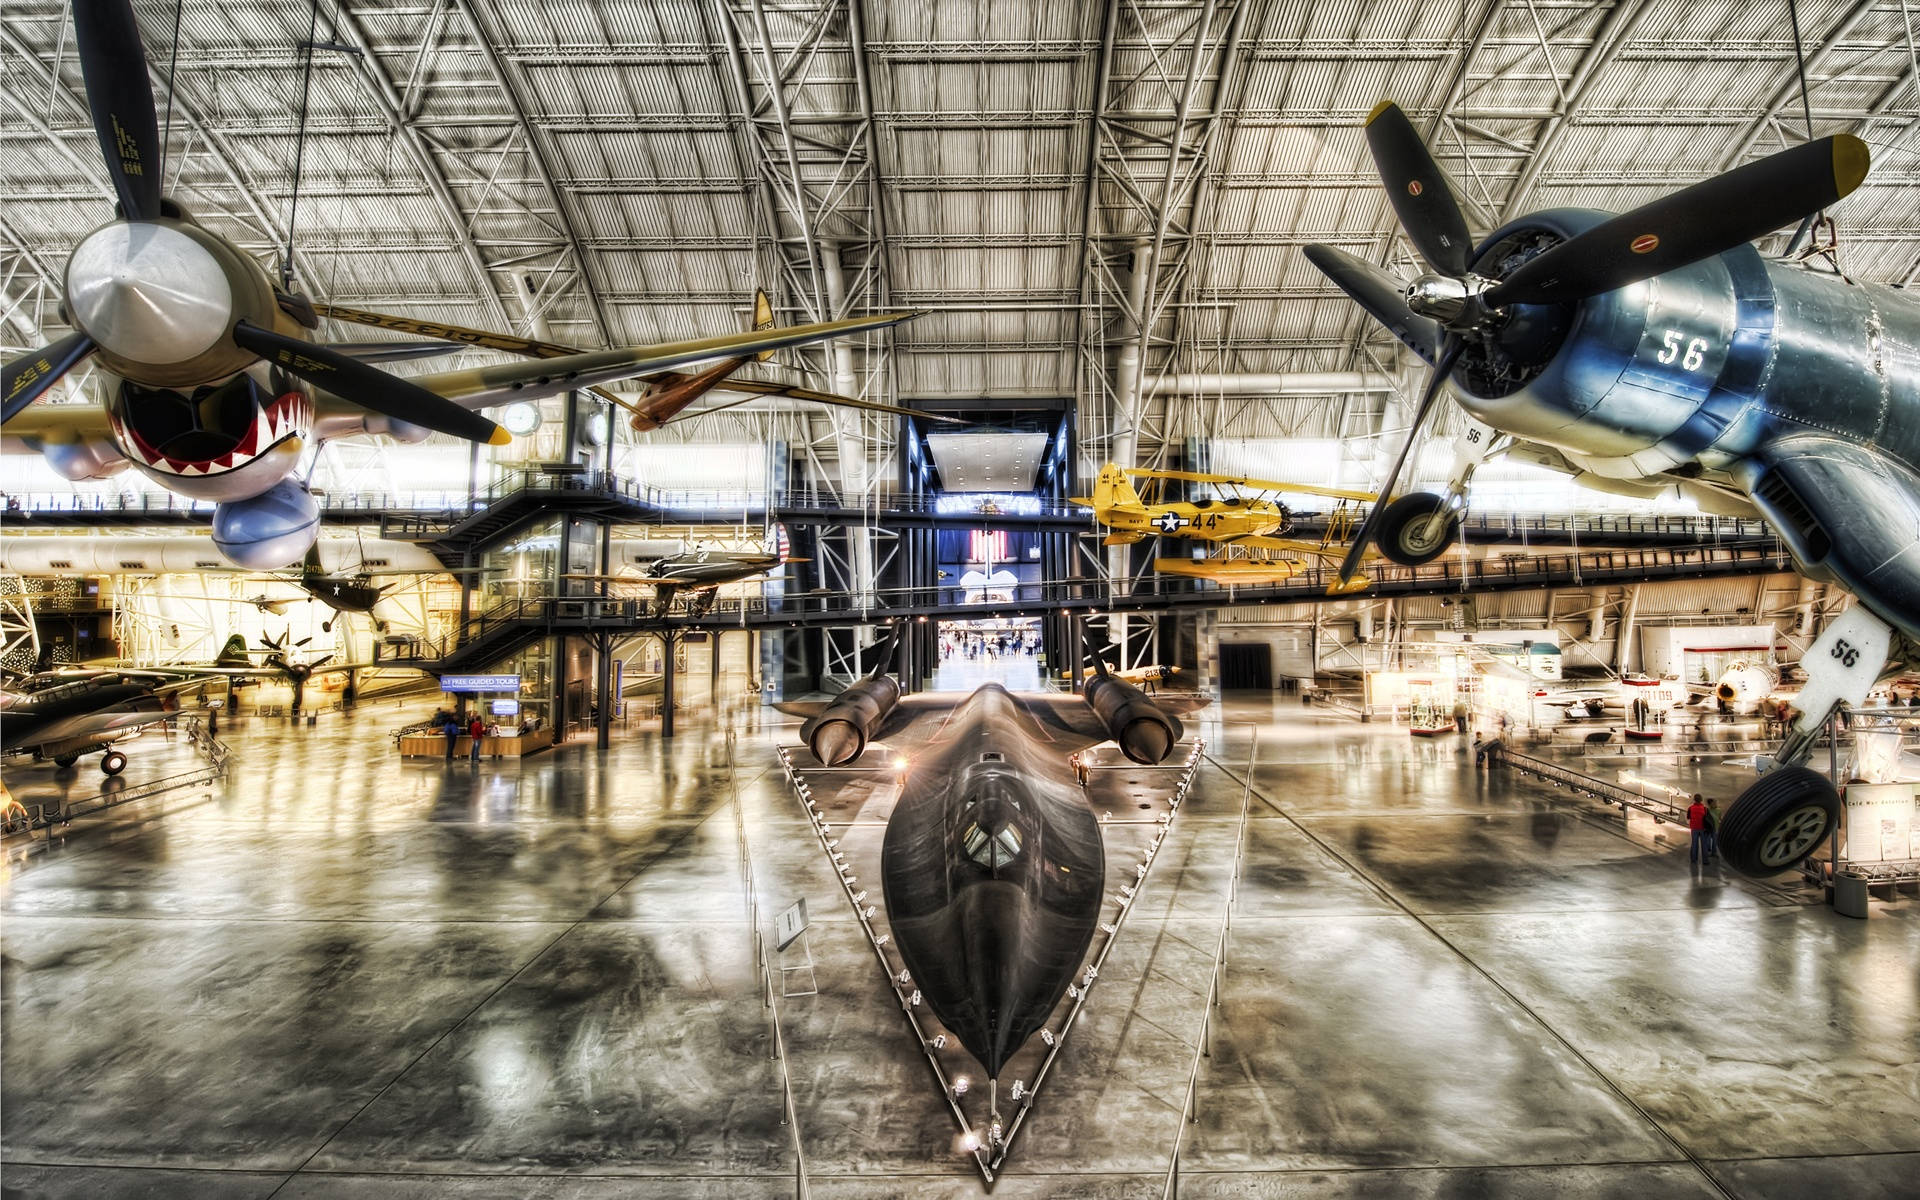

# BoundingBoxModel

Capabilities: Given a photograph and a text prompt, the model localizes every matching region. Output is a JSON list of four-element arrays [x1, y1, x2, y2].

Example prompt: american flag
[[774, 525, 791, 561]]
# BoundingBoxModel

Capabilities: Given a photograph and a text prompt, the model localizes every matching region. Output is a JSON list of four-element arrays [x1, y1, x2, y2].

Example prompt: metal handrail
[[1164, 726, 1257, 1198]]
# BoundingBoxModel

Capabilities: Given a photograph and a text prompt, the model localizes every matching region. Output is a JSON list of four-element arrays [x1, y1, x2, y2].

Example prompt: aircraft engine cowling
[[211, 478, 321, 570], [1083, 673, 1183, 765], [1715, 663, 1779, 711], [801, 674, 903, 766]]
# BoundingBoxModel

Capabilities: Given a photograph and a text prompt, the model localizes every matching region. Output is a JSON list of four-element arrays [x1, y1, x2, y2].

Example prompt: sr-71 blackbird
[[781, 632, 1206, 1082]]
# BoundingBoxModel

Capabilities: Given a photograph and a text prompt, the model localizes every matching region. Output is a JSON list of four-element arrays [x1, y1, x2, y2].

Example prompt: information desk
[[398, 727, 555, 758]]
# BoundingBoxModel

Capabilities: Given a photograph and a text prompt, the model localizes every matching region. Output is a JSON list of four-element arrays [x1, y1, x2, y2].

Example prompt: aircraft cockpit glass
[[962, 820, 1024, 869]]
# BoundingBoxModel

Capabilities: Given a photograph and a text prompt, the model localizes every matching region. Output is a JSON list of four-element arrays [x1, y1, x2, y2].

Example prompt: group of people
[[428, 709, 490, 761], [940, 628, 1036, 661]]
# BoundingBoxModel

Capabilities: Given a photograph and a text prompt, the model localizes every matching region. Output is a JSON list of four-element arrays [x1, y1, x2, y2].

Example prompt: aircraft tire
[[100, 751, 128, 776], [1719, 766, 1839, 876], [53, 754, 79, 769], [1376, 492, 1459, 566]]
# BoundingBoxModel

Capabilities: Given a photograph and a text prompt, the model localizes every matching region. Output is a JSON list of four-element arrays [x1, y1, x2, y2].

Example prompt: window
[[962, 821, 1023, 869]]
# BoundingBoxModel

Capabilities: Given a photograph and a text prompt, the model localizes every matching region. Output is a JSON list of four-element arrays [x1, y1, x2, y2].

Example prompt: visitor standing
[[1687, 793, 1709, 866]]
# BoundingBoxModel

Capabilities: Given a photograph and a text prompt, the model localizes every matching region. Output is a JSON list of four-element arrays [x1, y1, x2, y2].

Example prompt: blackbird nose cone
[[1118, 717, 1172, 765], [67, 222, 233, 365], [810, 719, 863, 766]]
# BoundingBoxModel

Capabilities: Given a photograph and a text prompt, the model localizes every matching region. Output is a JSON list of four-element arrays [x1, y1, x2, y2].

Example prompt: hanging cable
[[1787, 0, 1816, 140], [160, 0, 183, 188], [282, 0, 322, 291]]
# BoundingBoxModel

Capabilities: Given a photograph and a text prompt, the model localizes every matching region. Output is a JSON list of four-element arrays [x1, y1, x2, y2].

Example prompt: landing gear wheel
[[1376, 492, 1460, 566], [100, 750, 128, 776], [1719, 766, 1840, 876], [53, 754, 78, 769]]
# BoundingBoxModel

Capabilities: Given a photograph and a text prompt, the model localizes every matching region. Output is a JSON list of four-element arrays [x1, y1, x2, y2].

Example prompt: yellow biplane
[[1071, 463, 1379, 594]]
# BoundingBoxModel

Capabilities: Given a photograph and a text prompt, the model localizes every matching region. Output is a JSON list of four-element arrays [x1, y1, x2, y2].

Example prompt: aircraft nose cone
[[810, 719, 863, 766], [66, 222, 233, 365]]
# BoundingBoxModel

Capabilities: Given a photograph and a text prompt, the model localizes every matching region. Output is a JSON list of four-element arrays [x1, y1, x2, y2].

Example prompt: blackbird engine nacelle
[[1083, 672, 1183, 765], [801, 673, 904, 766]]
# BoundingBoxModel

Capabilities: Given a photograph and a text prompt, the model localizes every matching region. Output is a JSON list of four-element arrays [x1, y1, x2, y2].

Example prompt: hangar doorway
[[936, 617, 1043, 691], [1220, 642, 1273, 690]]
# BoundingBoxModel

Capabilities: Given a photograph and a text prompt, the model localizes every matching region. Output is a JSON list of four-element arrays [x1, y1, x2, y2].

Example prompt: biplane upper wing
[[1121, 465, 1377, 503]]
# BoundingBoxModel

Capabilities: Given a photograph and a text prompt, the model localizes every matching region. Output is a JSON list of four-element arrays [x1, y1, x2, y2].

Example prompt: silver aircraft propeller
[[1311, 100, 1870, 581]]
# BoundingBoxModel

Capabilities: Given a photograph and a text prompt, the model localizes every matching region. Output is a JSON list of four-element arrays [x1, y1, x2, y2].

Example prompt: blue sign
[[441, 674, 520, 693], [490, 698, 521, 717]]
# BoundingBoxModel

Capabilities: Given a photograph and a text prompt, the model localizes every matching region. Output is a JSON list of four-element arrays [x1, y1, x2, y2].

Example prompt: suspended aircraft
[[316, 290, 963, 433], [0, 0, 915, 573], [1071, 463, 1377, 594], [1306, 99, 1917, 877]]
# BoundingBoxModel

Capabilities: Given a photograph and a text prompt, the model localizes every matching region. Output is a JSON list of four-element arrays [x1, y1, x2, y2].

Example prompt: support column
[[661, 631, 677, 739]]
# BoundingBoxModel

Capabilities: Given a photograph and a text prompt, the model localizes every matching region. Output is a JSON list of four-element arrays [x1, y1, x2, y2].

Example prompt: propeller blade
[[1303, 245, 1441, 365], [231, 321, 509, 446], [262, 632, 281, 650], [294, 636, 313, 648], [3, 332, 97, 422], [72, 0, 163, 221], [308, 655, 334, 670], [1364, 102, 1474, 277], [1485, 134, 1871, 308], [326, 340, 469, 365], [1336, 337, 1465, 582]]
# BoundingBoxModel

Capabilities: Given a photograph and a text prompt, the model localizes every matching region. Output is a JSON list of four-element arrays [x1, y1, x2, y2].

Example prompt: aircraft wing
[[1746, 435, 1920, 639], [1122, 466, 1376, 503], [1224, 534, 1339, 554], [1, 402, 118, 457], [368, 312, 917, 411], [667, 375, 968, 425]]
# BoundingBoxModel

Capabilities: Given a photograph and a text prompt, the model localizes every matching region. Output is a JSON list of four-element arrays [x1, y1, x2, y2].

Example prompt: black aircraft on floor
[[779, 636, 1206, 1083]]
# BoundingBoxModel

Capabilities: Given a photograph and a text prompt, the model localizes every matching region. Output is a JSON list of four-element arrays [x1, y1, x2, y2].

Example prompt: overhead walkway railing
[[2, 485, 1770, 548], [384, 540, 1792, 672]]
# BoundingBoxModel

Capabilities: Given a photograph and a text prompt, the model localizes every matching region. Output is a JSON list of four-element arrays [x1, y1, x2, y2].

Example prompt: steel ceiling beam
[[450, 0, 614, 345], [319, 0, 514, 330], [1717, 0, 1881, 170]]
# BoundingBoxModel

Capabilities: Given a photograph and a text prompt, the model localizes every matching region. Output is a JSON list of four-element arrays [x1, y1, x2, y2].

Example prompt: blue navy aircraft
[[1309, 101, 1908, 877]]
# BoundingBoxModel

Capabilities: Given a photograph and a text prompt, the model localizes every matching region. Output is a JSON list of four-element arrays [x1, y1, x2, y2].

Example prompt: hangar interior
[[1, 0, 1917, 1195]]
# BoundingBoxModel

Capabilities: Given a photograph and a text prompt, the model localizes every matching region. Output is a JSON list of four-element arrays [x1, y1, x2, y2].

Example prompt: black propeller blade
[[1364, 102, 1473, 277], [231, 321, 509, 446], [1336, 337, 1466, 582], [72, 0, 163, 222], [3, 332, 97, 422], [1484, 134, 1871, 307], [1303, 245, 1441, 365]]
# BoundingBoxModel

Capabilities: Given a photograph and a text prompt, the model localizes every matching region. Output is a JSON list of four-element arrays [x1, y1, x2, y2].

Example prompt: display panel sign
[[1842, 782, 1916, 864], [490, 699, 521, 717], [441, 674, 520, 693], [775, 899, 809, 951]]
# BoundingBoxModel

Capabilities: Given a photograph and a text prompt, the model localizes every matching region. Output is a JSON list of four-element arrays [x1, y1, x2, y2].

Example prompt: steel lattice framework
[[7, 0, 1920, 469]]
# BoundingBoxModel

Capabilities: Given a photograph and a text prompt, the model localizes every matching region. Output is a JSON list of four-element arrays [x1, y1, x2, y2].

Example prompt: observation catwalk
[[0, 700, 1912, 1196]]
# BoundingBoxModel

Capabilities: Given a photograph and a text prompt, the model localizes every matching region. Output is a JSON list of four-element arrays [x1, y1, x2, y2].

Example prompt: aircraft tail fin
[[214, 634, 251, 668], [752, 289, 777, 361], [1093, 463, 1145, 513]]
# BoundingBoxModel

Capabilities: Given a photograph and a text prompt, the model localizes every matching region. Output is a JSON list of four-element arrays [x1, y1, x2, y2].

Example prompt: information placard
[[775, 899, 809, 951], [441, 674, 520, 693]]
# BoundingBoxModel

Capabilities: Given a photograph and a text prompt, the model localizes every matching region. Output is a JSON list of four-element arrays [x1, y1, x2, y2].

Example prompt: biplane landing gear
[[100, 750, 127, 776], [1375, 492, 1459, 566], [1719, 606, 1897, 877]]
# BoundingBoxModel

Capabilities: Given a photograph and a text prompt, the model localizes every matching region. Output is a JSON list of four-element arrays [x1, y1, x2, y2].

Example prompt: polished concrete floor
[[2, 694, 1915, 1198]]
